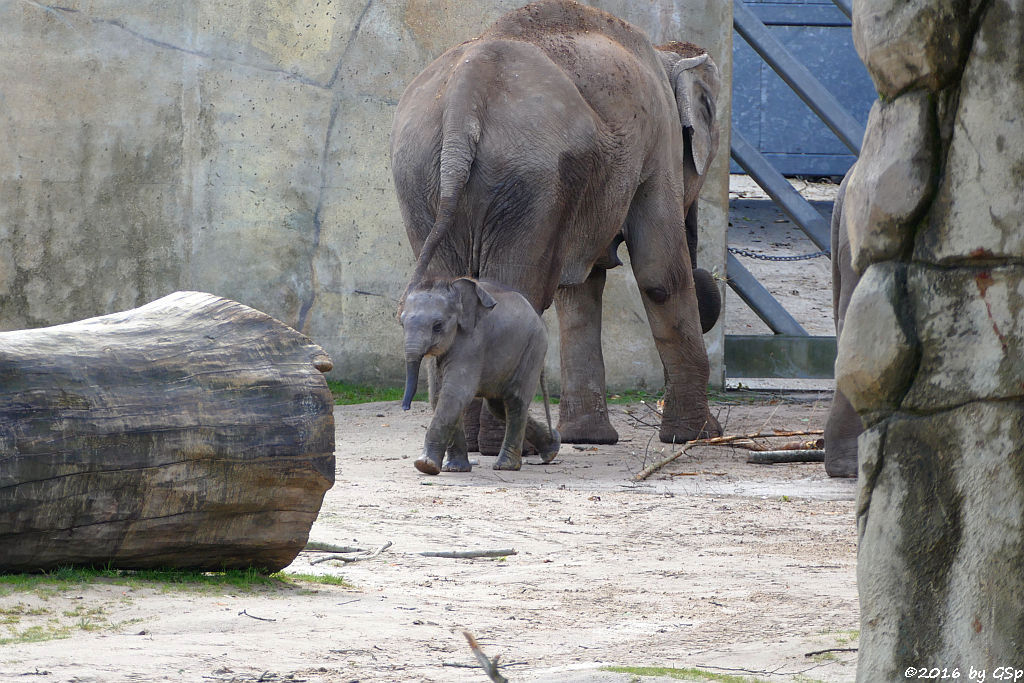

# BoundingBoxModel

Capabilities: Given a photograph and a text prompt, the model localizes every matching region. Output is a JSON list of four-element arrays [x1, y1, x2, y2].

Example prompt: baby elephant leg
[[442, 415, 472, 472], [486, 399, 526, 471], [416, 387, 471, 475], [526, 416, 561, 464]]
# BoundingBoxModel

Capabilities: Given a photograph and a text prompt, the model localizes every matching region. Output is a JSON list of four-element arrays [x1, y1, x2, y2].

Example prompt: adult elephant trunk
[[402, 357, 422, 411]]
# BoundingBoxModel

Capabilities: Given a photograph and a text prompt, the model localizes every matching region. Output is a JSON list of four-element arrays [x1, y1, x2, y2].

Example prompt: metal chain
[[728, 246, 831, 262]]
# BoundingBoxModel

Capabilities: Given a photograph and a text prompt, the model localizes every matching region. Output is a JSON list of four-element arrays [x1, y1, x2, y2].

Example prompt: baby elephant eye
[[432, 321, 444, 334]]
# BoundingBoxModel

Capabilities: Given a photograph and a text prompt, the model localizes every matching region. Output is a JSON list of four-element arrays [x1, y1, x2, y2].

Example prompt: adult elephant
[[824, 172, 863, 477], [391, 0, 723, 443]]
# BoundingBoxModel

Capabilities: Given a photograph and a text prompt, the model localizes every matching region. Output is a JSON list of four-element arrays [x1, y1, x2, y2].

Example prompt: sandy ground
[[1, 394, 858, 683], [0, 178, 857, 682]]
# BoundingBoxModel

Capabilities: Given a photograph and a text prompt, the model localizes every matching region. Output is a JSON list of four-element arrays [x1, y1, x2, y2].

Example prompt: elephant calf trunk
[[402, 358, 421, 411]]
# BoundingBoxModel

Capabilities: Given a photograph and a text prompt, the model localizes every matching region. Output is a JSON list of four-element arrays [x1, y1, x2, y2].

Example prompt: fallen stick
[[235, 610, 274, 622], [633, 430, 824, 481], [419, 549, 517, 559], [747, 450, 825, 464], [339, 540, 393, 563], [303, 542, 367, 554], [311, 541, 392, 564], [463, 630, 508, 683], [804, 647, 858, 657]]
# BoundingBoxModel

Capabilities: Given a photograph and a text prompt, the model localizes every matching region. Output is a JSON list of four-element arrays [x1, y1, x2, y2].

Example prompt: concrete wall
[[0, 0, 731, 390]]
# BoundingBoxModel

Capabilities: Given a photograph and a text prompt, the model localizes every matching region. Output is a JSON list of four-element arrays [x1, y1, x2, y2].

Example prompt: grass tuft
[[327, 380, 424, 406], [601, 666, 772, 683]]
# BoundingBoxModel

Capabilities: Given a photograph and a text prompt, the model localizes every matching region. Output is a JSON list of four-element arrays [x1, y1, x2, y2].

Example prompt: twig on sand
[[418, 549, 517, 559], [633, 430, 825, 481], [303, 542, 367, 554], [238, 609, 276, 622], [311, 541, 393, 564], [747, 449, 825, 464], [463, 631, 509, 683], [442, 661, 528, 669], [805, 647, 858, 657]]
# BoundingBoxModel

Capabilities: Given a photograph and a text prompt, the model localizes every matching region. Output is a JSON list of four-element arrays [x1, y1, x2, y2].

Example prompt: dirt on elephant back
[[0, 392, 859, 683]]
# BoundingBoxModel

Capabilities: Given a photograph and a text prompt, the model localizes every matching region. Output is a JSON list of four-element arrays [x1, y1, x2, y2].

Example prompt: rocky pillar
[[840, 0, 1024, 677]]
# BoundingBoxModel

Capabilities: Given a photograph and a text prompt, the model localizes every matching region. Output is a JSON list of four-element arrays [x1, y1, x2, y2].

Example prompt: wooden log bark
[[0, 292, 335, 573]]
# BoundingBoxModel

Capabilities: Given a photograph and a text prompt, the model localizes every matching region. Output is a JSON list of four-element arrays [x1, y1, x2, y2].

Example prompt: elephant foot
[[414, 454, 442, 475], [442, 453, 472, 472], [558, 414, 618, 445], [824, 440, 858, 478], [494, 448, 523, 471], [659, 412, 722, 444], [537, 428, 561, 464]]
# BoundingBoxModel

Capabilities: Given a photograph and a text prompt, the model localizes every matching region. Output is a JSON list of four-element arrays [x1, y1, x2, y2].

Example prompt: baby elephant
[[399, 277, 560, 474]]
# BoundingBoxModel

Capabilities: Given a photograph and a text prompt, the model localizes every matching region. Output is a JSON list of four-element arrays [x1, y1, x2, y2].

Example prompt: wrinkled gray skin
[[824, 172, 863, 478], [399, 278, 560, 474], [392, 0, 723, 446]]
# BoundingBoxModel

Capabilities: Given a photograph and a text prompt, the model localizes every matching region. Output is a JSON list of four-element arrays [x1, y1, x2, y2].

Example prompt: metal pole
[[831, 0, 853, 20], [726, 253, 809, 336], [733, 0, 865, 154], [730, 131, 832, 252]]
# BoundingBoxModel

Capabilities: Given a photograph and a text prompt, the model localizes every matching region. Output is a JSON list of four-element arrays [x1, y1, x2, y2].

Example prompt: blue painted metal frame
[[725, 0, 866, 377]]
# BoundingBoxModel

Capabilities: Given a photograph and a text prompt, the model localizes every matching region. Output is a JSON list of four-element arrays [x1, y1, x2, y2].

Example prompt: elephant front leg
[[554, 268, 618, 444], [638, 282, 722, 443], [442, 415, 472, 472], [625, 191, 722, 443], [416, 387, 473, 475]]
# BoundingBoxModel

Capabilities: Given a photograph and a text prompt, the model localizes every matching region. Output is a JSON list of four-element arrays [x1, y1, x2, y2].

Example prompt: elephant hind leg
[[486, 398, 527, 471], [554, 268, 619, 444]]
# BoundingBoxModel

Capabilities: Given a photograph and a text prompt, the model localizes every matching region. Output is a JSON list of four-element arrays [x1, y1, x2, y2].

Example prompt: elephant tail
[[407, 65, 483, 289]]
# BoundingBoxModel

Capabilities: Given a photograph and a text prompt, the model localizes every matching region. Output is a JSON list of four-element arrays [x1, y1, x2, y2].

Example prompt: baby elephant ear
[[452, 278, 496, 330]]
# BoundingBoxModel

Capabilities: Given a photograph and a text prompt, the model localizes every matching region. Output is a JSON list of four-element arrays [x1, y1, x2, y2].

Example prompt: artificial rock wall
[[0, 0, 732, 390], [838, 0, 1024, 676]]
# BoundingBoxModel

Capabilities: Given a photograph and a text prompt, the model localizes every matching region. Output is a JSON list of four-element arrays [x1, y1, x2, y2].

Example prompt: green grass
[[602, 666, 771, 683], [327, 380, 417, 405], [0, 566, 291, 596], [280, 573, 355, 588]]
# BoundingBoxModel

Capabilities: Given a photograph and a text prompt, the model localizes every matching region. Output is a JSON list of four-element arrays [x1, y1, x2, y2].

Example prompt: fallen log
[[746, 450, 825, 464], [0, 291, 335, 573]]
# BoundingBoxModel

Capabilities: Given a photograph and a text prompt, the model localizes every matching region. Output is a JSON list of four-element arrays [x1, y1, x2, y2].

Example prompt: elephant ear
[[661, 47, 721, 178], [452, 277, 497, 331]]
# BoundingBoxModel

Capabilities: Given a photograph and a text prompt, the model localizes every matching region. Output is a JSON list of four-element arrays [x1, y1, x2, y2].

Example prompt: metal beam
[[726, 253, 809, 336], [831, 0, 853, 20], [730, 131, 832, 251], [725, 335, 837, 378], [733, 0, 865, 154]]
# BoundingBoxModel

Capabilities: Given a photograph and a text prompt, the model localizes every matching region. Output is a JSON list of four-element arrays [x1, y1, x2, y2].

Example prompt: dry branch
[[463, 631, 508, 683], [337, 541, 393, 563], [633, 430, 825, 481], [418, 549, 517, 559]]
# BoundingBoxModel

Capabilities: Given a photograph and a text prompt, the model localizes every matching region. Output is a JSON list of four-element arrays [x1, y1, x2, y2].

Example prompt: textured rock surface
[[846, 0, 1024, 676], [834, 263, 916, 417], [0, 292, 335, 573], [844, 92, 936, 273], [913, 0, 1024, 264], [852, 0, 971, 97], [0, 0, 732, 391]]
